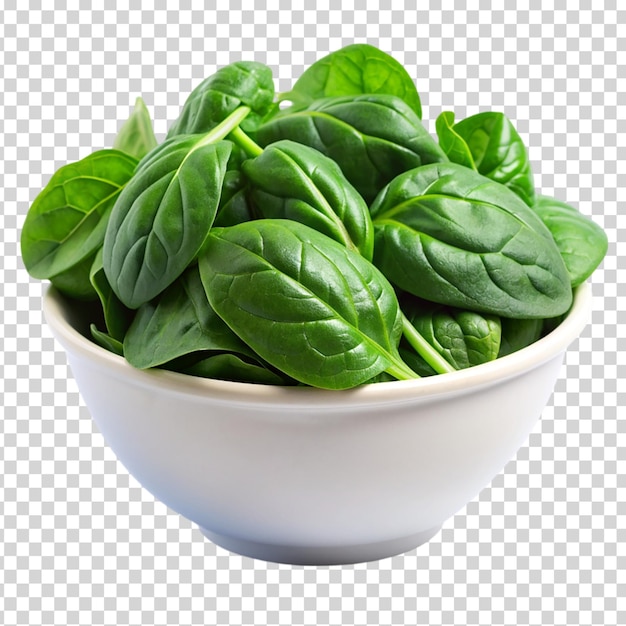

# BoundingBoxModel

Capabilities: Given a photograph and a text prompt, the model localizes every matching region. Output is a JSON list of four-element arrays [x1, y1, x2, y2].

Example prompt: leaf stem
[[196, 105, 252, 148], [175, 106, 252, 174], [229, 126, 264, 158], [401, 313, 456, 375], [385, 357, 421, 381]]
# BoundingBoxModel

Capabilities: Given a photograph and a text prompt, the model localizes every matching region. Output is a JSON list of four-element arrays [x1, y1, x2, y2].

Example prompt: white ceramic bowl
[[43, 283, 592, 565]]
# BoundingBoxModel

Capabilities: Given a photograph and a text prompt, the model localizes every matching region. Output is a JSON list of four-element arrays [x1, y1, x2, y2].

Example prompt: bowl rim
[[43, 282, 592, 408]]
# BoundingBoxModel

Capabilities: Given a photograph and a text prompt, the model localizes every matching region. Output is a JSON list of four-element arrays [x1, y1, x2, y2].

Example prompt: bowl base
[[198, 525, 442, 565]]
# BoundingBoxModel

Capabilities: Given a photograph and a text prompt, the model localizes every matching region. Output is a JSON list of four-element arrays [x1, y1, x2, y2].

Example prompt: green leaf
[[214, 190, 254, 227], [542, 312, 568, 337], [178, 352, 289, 385], [532, 195, 608, 287], [498, 317, 544, 357], [281, 43, 422, 119], [89, 248, 134, 341], [435, 111, 476, 169], [400, 313, 456, 375], [113, 97, 158, 160], [371, 162, 573, 318], [167, 61, 275, 138], [452, 111, 536, 206], [242, 139, 374, 259], [213, 170, 255, 227], [103, 137, 232, 309], [402, 296, 501, 369], [123, 265, 254, 369], [90, 324, 124, 356], [199, 219, 417, 389], [48, 250, 99, 300], [398, 344, 438, 377], [21, 149, 138, 281], [256, 94, 447, 204], [134, 105, 250, 174]]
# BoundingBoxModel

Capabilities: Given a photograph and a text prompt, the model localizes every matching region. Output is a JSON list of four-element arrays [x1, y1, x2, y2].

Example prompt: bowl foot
[[198, 525, 442, 565]]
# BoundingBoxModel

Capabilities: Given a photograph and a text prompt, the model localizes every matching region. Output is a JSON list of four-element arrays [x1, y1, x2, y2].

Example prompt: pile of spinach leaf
[[21, 44, 608, 390]]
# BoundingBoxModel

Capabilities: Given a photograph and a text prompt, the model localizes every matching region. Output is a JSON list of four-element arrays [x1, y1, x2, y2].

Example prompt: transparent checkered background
[[1, 2, 624, 625]]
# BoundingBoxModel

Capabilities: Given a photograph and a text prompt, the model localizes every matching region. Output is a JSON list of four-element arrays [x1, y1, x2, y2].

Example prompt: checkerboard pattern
[[1, 2, 624, 625]]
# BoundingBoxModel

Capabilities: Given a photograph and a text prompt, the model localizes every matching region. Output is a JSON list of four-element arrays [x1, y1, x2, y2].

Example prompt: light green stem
[[385, 357, 421, 381], [401, 313, 456, 375], [229, 126, 264, 158], [177, 106, 252, 173], [195, 105, 252, 147]]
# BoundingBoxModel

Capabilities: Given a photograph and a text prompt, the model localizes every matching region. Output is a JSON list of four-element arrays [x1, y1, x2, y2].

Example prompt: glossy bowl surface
[[43, 283, 592, 565]]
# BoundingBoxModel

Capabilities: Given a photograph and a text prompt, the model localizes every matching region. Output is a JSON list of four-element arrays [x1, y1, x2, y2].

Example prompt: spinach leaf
[[435, 111, 476, 169], [371, 162, 572, 318], [89, 248, 134, 341], [498, 317, 544, 357], [280, 43, 422, 119], [398, 344, 438, 378], [532, 195, 608, 287], [399, 313, 456, 375], [213, 170, 254, 227], [402, 296, 501, 369], [167, 61, 275, 138], [113, 97, 158, 160], [103, 136, 232, 309], [21, 149, 138, 288], [123, 265, 254, 369], [215, 190, 254, 227], [134, 103, 247, 173], [179, 352, 289, 385], [541, 312, 568, 337], [448, 111, 536, 206], [199, 219, 417, 389], [242, 139, 374, 259], [22, 46, 610, 389], [256, 94, 447, 204], [47, 250, 100, 300], [365, 371, 398, 383], [90, 325, 124, 356]]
